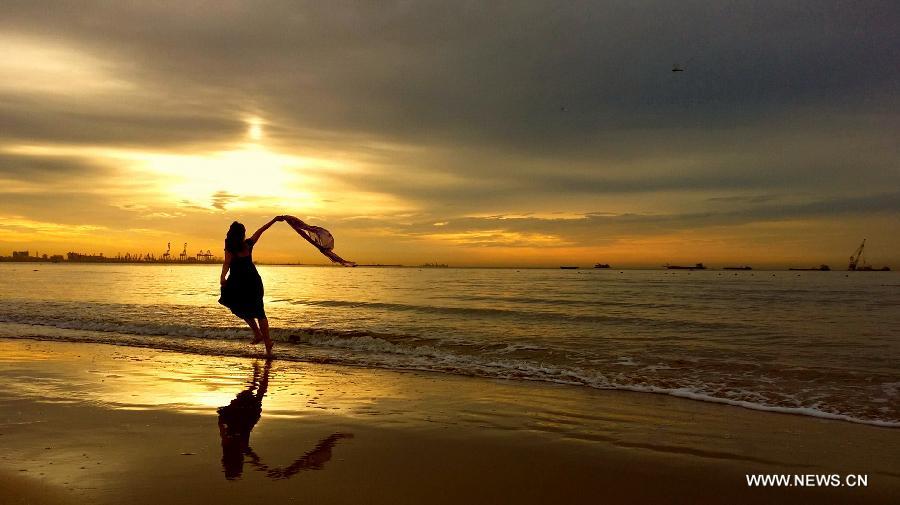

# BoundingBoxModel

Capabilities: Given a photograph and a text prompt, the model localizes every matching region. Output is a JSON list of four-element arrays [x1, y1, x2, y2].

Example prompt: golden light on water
[[0, 340, 400, 418]]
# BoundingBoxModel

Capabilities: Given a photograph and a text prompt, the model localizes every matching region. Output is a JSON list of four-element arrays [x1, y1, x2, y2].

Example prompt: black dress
[[218, 238, 266, 319]]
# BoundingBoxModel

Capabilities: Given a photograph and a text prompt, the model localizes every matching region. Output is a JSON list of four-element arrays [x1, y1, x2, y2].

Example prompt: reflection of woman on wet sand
[[217, 360, 270, 479], [216, 360, 352, 480], [247, 433, 353, 479]]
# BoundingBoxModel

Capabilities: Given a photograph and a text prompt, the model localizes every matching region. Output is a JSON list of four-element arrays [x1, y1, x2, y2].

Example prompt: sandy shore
[[1, 338, 897, 504]]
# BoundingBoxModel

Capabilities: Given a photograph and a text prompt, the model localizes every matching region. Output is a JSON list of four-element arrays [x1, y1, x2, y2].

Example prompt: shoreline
[[2, 339, 899, 504], [1, 332, 896, 429]]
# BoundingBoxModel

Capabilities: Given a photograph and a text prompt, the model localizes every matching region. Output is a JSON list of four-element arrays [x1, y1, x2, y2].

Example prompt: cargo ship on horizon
[[665, 263, 706, 270]]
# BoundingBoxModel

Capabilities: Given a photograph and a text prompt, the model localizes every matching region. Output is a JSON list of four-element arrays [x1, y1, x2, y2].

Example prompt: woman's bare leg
[[259, 318, 273, 355], [244, 318, 263, 344]]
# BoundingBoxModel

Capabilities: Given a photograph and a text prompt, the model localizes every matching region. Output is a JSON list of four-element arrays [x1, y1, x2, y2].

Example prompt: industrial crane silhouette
[[848, 239, 866, 271], [162, 242, 171, 261], [179, 243, 188, 262], [848, 239, 891, 271]]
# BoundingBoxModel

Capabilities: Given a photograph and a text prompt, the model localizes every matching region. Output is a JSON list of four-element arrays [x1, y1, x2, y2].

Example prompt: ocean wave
[[0, 321, 896, 428], [278, 298, 751, 329], [0, 299, 756, 337]]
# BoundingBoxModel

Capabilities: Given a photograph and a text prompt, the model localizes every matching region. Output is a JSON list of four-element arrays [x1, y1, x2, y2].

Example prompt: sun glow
[[246, 116, 264, 141], [3, 139, 353, 213], [127, 145, 320, 209]]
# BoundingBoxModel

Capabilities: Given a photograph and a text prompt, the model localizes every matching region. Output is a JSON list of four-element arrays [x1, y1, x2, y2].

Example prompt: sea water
[[0, 263, 897, 426]]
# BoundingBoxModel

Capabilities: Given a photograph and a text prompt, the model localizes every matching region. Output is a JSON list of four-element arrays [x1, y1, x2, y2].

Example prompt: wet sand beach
[[1, 338, 898, 504]]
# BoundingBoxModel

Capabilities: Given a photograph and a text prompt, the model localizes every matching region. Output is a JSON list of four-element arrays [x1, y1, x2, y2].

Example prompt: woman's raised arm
[[250, 216, 284, 244]]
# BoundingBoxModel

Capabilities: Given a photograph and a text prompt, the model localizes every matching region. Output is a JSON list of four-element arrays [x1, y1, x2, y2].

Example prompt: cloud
[[0, 214, 107, 240], [420, 229, 571, 248], [0, 152, 115, 185], [0, 1, 897, 264], [348, 191, 900, 248], [1, 1, 896, 149], [210, 190, 238, 210]]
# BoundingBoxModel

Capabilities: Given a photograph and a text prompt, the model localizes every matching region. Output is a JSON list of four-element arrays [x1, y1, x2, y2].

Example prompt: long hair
[[225, 221, 246, 254]]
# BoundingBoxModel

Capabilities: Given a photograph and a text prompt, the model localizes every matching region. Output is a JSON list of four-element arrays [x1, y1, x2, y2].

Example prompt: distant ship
[[594, 263, 611, 269], [559, 266, 579, 270], [723, 266, 752, 270], [419, 263, 449, 268], [789, 265, 831, 271], [665, 263, 706, 270]]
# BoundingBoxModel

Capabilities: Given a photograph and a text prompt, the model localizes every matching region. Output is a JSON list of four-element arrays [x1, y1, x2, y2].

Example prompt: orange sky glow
[[1, 4, 897, 268]]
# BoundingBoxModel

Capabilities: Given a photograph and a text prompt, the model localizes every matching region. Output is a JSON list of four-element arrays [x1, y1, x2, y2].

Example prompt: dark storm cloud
[[0, 192, 126, 225], [0, 93, 246, 148], [318, 120, 899, 211], [363, 191, 900, 246], [0, 153, 114, 181], [1, 0, 898, 248], [2, 0, 897, 148], [706, 195, 778, 204]]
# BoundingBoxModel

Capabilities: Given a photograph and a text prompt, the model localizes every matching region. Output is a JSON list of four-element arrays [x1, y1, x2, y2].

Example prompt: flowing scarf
[[283, 216, 355, 266]]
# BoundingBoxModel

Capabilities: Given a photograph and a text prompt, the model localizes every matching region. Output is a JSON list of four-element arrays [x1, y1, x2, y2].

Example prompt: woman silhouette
[[219, 217, 283, 354]]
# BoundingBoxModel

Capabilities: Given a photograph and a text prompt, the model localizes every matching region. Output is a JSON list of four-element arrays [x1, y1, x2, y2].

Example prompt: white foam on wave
[[650, 388, 900, 428], [1, 321, 897, 429], [881, 382, 900, 397]]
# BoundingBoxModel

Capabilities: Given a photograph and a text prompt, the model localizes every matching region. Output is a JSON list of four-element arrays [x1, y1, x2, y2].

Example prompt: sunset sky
[[1, 1, 897, 267]]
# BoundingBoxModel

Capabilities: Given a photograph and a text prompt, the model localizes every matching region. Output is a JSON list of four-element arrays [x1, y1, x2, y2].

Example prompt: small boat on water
[[594, 263, 610, 269], [723, 266, 752, 270], [788, 264, 831, 271], [665, 263, 706, 270], [559, 266, 579, 270]]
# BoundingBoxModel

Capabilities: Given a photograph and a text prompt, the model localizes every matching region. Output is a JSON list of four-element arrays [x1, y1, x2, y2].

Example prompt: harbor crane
[[848, 239, 866, 271]]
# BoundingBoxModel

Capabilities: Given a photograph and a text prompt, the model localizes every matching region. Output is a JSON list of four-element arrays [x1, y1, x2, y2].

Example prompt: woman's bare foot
[[258, 318, 272, 354], [245, 318, 263, 345]]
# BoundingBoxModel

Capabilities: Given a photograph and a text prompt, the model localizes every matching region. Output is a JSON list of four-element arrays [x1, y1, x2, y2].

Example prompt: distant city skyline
[[1, 236, 892, 270], [1, 2, 897, 267]]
